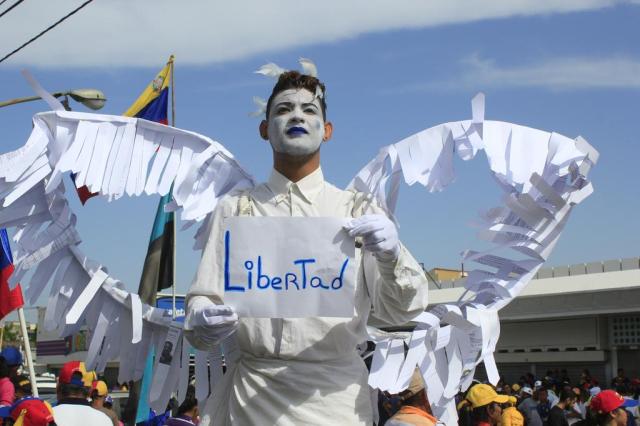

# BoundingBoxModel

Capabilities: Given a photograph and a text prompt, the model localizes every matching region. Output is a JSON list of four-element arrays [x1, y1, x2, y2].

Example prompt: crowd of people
[[377, 368, 640, 426], [0, 345, 199, 426], [3, 341, 640, 426]]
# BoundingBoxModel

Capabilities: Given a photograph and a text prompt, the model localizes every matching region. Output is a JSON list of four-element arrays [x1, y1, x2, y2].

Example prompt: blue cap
[[623, 398, 639, 408], [0, 346, 22, 366]]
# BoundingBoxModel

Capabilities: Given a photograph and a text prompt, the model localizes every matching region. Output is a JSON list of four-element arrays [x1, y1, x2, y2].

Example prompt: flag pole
[[17, 307, 38, 397], [169, 54, 177, 320]]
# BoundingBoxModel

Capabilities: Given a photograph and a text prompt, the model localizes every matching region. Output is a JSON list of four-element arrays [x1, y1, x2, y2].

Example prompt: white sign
[[222, 217, 356, 318]]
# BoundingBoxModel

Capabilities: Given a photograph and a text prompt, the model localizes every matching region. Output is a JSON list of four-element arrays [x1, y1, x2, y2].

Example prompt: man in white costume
[[185, 69, 429, 425]]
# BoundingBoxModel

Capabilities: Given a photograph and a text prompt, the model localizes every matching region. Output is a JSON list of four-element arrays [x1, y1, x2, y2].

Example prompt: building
[[426, 257, 640, 385]]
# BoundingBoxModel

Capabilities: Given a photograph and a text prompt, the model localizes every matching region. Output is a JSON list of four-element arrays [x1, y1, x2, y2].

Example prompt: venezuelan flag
[[124, 56, 173, 124]]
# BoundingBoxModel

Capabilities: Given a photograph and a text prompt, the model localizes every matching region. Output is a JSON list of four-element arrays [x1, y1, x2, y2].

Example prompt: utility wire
[[0, 0, 95, 64], [0, 0, 25, 19]]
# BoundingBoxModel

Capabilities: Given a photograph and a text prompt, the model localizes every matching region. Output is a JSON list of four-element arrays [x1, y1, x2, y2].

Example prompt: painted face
[[267, 88, 325, 156]]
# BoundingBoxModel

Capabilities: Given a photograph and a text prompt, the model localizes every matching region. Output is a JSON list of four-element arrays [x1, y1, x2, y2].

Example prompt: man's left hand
[[345, 214, 400, 261]]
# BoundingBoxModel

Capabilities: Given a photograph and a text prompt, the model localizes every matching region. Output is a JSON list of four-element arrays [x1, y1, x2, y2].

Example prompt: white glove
[[185, 300, 238, 346], [345, 214, 400, 261]]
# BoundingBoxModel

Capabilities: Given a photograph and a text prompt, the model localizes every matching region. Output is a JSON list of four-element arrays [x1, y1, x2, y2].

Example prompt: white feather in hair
[[254, 63, 287, 78], [298, 58, 318, 77]]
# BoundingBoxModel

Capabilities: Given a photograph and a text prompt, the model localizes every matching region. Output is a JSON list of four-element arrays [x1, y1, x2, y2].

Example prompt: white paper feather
[[298, 57, 318, 77], [254, 62, 287, 78]]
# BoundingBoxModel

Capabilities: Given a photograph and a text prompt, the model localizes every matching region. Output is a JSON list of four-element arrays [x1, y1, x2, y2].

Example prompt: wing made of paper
[[350, 93, 598, 425], [0, 110, 254, 413]]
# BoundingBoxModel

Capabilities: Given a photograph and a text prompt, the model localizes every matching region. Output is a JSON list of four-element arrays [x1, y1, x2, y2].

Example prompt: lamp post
[[0, 88, 107, 110]]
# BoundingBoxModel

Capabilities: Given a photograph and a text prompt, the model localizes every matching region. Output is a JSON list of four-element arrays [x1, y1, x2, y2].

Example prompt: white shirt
[[186, 167, 429, 426], [53, 403, 112, 426]]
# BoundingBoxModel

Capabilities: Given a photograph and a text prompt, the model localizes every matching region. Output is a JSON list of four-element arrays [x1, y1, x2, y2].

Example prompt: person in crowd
[[103, 395, 124, 426], [0, 356, 15, 407], [547, 381, 561, 407], [466, 383, 509, 426], [501, 396, 524, 426], [164, 395, 199, 426], [379, 390, 402, 425], [616, 385, 639, 426], [457, 397, 473, 426], [518, 386, 543, 426], [53, 361, 111, 426], [568, 387, 589, 425], [0, 347, 22, 381], [512, 384, 522, 400], [90, 380, 119, 426], [613, 370, 631, 389], [11, 374, 32, 399], [631, 379, 640, 400], [548, 388, 577, 426], [504, 384, 513, 396], [589, 390, 639, 426], [385, 369, 437, 426], [0, 396, 56, 426], [580, 370, 593, 389], [537, 387, 552, 424]]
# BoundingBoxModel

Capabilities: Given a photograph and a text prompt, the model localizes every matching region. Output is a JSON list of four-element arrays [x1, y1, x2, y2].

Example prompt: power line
[[0, 0, 95, 65], [0, 0, 25, 19]]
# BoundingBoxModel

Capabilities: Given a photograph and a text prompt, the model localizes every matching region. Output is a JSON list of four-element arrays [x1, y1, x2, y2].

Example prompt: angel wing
[[0, 110, 254, 412], [349, 93, 598, 424]]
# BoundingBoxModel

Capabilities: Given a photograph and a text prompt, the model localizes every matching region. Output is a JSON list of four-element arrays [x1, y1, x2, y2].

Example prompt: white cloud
[[382, 54, 640, 92], [0, 0, 632, 67]]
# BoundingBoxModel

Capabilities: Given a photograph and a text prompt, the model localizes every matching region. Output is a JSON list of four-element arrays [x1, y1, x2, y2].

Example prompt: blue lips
[[287, 126, 308, 136]]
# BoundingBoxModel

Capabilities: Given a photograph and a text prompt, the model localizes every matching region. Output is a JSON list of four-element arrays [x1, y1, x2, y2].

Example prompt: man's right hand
[[185, 300, 238, 346]]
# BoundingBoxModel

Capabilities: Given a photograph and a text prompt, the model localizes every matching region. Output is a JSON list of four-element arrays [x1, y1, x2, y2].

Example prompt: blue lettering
[[310, 276, 329, 289], [294, 258, 315, 289], [257, 256, 270, 289], [285, 273, 299, 290], [271, 276, 282, 290], [244, 261, 253, 289], [223, 231, 245, 292], [331, 258, 349, 290]]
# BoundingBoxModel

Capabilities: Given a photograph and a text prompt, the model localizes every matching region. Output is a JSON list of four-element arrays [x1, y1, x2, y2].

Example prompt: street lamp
[[0, 88, 107, 110]]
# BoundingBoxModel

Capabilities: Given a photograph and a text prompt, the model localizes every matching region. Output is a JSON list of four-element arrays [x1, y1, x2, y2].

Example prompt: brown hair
[[265, 70, 327, 120]]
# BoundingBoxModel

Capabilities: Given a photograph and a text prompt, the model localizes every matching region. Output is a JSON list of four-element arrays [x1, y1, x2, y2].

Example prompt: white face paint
[[267, 88, 325, 156]]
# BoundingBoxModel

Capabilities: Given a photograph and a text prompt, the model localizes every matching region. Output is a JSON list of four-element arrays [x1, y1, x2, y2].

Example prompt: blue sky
[[0, 1, 638, 308]]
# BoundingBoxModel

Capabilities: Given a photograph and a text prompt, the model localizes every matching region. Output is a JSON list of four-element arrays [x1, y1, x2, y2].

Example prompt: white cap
[[522, 386, 533, 396], [589, 386, 602, 397]]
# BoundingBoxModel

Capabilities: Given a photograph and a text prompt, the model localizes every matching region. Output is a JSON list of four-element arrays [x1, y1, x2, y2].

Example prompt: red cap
[[58, 361, 94, 387], [590, 390, 639, 413], [0, 397, 54, 426]]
